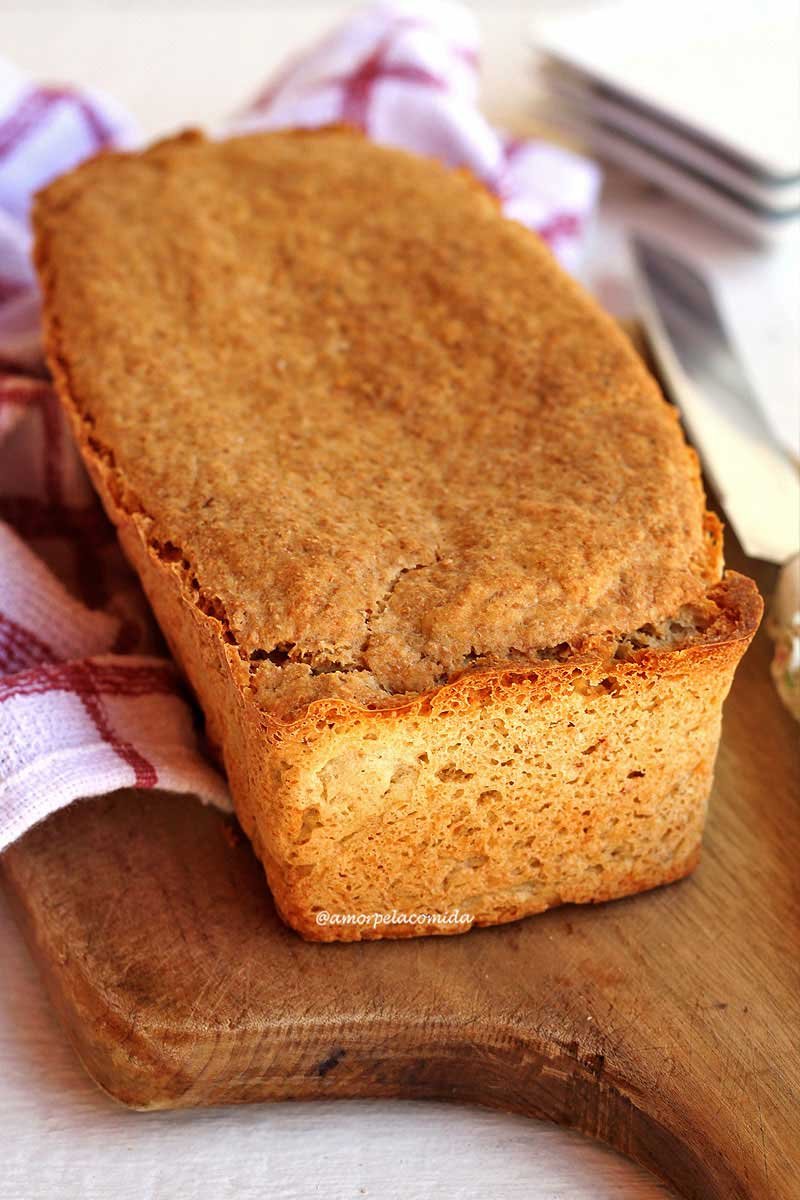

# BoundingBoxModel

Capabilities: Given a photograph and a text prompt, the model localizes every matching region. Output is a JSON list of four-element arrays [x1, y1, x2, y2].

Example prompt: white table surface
[[2, 3, 795, 1197]]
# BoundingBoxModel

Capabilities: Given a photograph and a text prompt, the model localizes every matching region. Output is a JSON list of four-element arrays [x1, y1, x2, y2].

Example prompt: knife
[[630, 235, 799, 564]]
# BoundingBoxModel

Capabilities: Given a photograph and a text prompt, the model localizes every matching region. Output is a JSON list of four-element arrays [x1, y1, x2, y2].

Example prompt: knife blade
[[630, 235, 799, 564]]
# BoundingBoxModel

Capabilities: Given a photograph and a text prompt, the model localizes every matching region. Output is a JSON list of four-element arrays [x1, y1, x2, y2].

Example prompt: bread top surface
[[34, 129, 720, 715]]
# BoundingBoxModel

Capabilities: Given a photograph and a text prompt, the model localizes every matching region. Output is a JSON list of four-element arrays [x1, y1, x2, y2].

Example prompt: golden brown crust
[[34, 127, 720, 717], [33, 129, 762, 941]]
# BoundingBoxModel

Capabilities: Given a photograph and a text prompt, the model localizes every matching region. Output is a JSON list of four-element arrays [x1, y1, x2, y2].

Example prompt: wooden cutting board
[[2, 538, 798, 1200]]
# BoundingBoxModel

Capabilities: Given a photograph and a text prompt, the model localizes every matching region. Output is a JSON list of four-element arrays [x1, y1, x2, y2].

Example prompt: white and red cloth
[[0, 2, 600, 852], [0, 376, 233, 849]]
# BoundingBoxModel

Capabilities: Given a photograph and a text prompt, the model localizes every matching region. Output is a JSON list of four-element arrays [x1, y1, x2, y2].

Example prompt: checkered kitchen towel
[[0, 1, 601, 851]]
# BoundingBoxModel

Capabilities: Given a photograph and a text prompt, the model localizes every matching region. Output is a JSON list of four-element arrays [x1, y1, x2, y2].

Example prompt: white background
[[2, 2, 796, 1197]]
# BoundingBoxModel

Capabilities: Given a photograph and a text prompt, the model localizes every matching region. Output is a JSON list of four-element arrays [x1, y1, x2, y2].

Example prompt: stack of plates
[[531, 0, 800, 242]]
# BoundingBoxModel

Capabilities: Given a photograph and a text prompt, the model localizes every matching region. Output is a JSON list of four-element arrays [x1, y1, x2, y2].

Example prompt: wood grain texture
[[2, 545, 797, 1200]]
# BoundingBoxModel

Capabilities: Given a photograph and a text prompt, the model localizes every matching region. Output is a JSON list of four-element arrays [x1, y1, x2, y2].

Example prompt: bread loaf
[[33, 129, 761, 939]]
